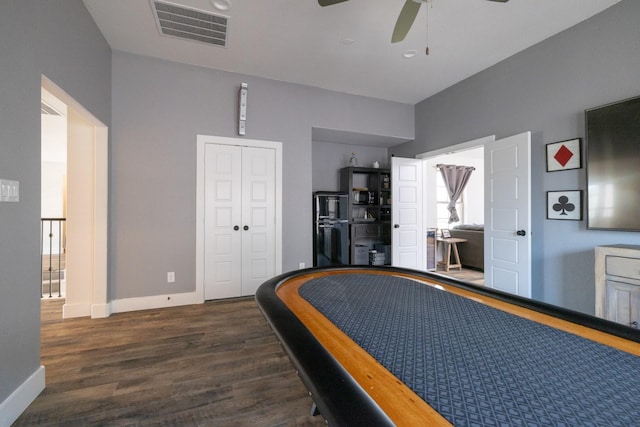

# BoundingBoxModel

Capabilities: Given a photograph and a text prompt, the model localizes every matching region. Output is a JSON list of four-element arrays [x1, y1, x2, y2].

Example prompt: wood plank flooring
[[434, 266, 484, 286], [15, 298, 326, 426]]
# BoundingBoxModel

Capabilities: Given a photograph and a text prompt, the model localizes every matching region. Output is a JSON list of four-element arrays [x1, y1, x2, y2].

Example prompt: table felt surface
[[299, 273, 640, 426]]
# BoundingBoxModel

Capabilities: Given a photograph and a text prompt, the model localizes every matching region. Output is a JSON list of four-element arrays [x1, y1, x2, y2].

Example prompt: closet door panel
[[204, 144, 242, 300], [242, 147, 276, 296]]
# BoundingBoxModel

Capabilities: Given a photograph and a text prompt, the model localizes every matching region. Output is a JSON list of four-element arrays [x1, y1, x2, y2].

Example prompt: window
[[436, 172, 463, 230]]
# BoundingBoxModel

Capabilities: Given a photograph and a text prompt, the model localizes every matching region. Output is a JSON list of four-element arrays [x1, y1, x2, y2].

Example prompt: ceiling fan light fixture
[[211, 0, 231, 11], [321, 0, 507, 50], [402, 49, 417, 58]]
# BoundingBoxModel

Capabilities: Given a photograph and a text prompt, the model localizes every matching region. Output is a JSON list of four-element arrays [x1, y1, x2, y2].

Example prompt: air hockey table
[[255, 266, 640, 426]]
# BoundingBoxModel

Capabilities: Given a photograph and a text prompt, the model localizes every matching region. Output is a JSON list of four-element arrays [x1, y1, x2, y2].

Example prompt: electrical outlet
[[298, 262, 305, 269], [167, 272, 175, 283]]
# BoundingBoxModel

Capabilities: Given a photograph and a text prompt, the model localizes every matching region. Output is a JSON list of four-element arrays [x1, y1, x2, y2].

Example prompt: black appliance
[[352, 190, 376, 205], [313, 191, 349, 267]]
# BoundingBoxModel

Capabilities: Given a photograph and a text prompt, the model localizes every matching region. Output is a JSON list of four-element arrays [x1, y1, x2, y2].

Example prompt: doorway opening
[[41, 76, 109, 320], [41, 87, 68, 304], [392, 133, 531, 296], [417, 138, 489, 286]]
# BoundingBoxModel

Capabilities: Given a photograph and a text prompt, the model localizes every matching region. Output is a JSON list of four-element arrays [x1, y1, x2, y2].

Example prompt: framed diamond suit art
[[546, 138, 582, 172]]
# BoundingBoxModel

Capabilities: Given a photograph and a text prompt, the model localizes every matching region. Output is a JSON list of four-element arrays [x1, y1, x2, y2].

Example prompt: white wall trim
[[416, 135, 495, 159], [110, 292, 200, 314], [63, 302, 92, 319], [0, 366, 45, 427], [42, 75, 109, 319], [91, 303, 111, 318], [92, 125, 109, 318], [195, 135, 283, 303]]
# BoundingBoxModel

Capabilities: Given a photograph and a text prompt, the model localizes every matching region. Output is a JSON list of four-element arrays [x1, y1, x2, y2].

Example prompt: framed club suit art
[[547, 190, 583, 220]]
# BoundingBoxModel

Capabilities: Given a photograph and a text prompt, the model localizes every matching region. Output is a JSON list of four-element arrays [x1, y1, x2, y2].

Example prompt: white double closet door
[[204, 143, 276, 300]]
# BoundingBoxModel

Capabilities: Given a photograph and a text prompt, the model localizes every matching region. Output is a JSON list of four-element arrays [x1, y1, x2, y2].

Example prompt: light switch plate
[[0, 179, 19, 202]]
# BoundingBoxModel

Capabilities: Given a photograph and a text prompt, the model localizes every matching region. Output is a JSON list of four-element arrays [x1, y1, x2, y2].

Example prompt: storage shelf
[[341, 167, 391, 265]]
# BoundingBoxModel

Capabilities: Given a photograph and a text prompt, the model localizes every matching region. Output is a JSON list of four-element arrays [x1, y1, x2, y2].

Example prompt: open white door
[[391, 157, 425, 270], [484, 132, 531, 298]]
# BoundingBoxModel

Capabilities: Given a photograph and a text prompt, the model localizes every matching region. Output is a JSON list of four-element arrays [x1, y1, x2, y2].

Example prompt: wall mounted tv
[[586, 95, 640, 231]]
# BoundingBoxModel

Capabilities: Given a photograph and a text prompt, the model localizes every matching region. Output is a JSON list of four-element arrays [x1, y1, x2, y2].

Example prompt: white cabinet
[[595, 245, 640, 329]]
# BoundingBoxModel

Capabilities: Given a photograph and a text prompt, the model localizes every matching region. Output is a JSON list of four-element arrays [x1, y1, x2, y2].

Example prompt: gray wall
[[0, 0, 110, 407], [110, 51, 413, 299], [312, 141, 390, 192], [392, 0, 640, 315]]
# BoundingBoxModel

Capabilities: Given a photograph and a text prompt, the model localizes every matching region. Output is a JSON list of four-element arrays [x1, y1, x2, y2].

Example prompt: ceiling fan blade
[[318, 0, 350, 6], [392, 0, 422, 43]]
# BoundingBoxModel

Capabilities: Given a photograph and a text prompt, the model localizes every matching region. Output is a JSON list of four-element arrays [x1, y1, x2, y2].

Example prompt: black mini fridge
[[313, 191, 349, 267]]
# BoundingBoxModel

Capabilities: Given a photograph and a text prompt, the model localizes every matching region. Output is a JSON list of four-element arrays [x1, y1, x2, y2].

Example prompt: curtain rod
[[436, 164, 476, 171]]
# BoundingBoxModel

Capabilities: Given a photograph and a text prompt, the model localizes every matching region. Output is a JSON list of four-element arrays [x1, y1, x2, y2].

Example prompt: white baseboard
[[91, 303, 110, 319], [62, 302, 91, 319], [0, 366, 45, 427], [110, 291, 201, 314]]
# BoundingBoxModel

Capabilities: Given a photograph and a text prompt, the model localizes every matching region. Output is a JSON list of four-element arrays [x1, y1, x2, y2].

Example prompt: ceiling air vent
[[152, 0, 228, 47], [40, 101, 61, 116]]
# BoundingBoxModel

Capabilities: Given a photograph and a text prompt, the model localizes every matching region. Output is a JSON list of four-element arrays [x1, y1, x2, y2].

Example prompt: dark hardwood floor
[[16, 298, 326, 426]]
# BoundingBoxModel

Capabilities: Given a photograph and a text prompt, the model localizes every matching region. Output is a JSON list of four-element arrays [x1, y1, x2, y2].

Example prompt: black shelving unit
[[340, 167, 391, 265]]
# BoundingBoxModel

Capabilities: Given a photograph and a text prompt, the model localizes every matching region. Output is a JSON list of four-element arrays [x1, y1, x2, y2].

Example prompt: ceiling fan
[[319, 0, 509, 49]]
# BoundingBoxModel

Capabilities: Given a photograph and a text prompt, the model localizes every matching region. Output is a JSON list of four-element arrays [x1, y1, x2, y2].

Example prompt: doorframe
[[415, 135, 495, 159], [41, 75, 109, 318], [415, 135, 496, 276], [195, 135, 283, 303], [412, 134, 532, 297]]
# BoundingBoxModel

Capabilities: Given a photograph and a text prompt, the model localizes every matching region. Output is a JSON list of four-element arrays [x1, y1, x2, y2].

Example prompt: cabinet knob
[[394, 224, 400, 229], [516, 229, 527, 236], [233, 225, 239, 231], [244, 225, 249, 231]]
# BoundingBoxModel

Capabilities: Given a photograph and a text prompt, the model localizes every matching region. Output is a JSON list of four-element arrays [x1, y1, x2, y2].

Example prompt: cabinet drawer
[[606, 256, 640, 280], [353, 224, 379, 238]]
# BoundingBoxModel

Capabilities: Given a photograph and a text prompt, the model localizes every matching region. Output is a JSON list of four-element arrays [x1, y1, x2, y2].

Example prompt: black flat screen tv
[[586, 95, 640, 231]]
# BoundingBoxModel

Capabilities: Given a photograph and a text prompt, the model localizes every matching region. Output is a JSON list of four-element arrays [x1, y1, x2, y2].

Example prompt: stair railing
[[41, 218, 66, 298]]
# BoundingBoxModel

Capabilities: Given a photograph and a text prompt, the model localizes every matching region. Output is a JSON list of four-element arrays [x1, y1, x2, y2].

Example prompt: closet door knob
[[516, 229, 526, 236], [244, 225, 249, 231], [394, 224, 400, 229], [233, 225, 239, 231]]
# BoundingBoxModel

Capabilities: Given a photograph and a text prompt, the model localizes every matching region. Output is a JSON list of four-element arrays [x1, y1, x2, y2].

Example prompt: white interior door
[[484, 132, 531, 298], [204, 144, 243, 300], [204, 144, 277, 299], [241, 147, 276, 296], [391, 157, 425, 270]]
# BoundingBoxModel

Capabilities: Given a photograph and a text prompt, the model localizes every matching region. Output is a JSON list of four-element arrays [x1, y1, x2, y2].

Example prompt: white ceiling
[[83, 0, 621, 105]]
